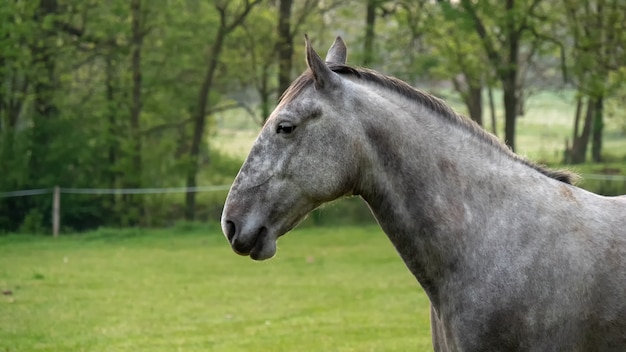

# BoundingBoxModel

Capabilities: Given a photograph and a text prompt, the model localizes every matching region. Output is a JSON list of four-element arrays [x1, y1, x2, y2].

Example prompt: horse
[[221, 36, 626, 351]]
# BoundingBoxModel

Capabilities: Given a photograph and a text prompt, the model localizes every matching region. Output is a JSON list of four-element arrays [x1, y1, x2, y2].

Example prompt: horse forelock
[[277, 64, 575, 185], [278, 70, 315, 105]]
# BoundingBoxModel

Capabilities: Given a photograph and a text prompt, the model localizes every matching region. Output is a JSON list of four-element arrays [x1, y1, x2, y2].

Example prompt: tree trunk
[[30, 0, 59, 184], [276, 0, 294, 96], [466, 85, 483, 126], [570, 97, 594, 164], [105, 56, 118, 190], [591, 96, 603, 162], [502, 0, 519, 151], [185, 26, 226, 221], [363, 0, 377, 66], [0, 34, 28, 186], [130, 0, 143, 187], [184, 1, 260, 221], [104, 55, 119, 217], [488, 85, 497, 136], [572, 95, 582, 144], [124, 0, 144, 225], [259, 63, 271, 123], [502, 79, 518, 151], [563, 95, 583, 163], [452, 77, 483, 126], [0, 26, 27, 134]]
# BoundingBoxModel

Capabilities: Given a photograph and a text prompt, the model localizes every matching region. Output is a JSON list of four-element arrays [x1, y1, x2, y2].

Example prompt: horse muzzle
[[222, 218, 276, 260]]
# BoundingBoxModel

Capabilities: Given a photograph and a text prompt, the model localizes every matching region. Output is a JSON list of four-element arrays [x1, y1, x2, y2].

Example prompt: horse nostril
[[225, 220, 236, 243]]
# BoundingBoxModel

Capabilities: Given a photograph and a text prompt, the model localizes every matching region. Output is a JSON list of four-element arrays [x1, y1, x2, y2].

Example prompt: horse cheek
[[312, 145, 353, 201]]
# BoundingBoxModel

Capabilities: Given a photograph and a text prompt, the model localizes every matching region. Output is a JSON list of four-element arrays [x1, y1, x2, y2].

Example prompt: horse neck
[[353, 96, 551, 304]]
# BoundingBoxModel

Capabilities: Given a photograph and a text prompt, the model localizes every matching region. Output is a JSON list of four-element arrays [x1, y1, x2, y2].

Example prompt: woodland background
[[1, 0, 625, 233]]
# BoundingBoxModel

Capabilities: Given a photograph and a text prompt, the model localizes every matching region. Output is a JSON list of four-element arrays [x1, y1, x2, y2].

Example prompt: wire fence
[[0, 185, 232, 198], [1, 185, 232, 237], [575, 174, 626, 182], [1, 174, 624, 236], [3, 173, 626, 199]]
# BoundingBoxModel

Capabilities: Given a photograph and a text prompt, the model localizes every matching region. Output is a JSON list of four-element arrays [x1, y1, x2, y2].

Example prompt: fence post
[[53, 186, 60, 237]]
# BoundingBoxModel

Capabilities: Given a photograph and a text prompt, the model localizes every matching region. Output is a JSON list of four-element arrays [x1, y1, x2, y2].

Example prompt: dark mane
[[280, 63, 574, 184]]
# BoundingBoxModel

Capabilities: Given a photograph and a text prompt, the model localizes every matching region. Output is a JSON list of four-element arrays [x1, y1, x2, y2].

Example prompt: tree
[[233, 0, 339, 123], [276, 0, 294, 96], [118, 0, 147, 222], [457, 0, 545, 152], [0, 1, 37, 230], [421, 2, 491, 126], [362, 0, 396, 67], [275, 0, 325, 98], [559, 0, 626, 163], [30, 0, 60, 185], [363, 0, 379, 66], [184, 0, 261, 221], [234, 5, 278, 121]]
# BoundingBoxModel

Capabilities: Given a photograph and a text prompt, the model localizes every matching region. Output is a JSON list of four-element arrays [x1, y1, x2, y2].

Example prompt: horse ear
[[325, 36, 347, 64], [305, 34, 339, 90]]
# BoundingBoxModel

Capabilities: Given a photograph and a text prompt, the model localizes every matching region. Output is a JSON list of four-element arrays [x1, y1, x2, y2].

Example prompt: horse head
[[221, 36, 362, 260]]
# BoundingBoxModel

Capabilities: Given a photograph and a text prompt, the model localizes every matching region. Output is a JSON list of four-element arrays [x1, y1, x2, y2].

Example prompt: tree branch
[[54, 20, 118, 50], [141, 103, 247, 136], [225, 0, 263, 33], [526, 23, 568, 82], [459, 0, 502, 67]]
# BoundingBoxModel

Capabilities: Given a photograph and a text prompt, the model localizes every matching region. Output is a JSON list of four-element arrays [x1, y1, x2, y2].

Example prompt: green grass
[[0, 225, 433, 351]]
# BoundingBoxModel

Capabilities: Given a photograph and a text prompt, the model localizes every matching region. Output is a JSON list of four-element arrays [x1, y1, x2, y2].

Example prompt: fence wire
[[0, 185, 232, 198], [1, 174, 625, 199]]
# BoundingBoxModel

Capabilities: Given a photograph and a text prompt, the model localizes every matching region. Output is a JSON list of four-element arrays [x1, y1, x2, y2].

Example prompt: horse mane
[[280, 63, 575, 185]]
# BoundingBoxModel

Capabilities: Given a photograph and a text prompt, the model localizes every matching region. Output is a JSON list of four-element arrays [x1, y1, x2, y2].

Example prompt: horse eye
[[276, 123, 296, 134]]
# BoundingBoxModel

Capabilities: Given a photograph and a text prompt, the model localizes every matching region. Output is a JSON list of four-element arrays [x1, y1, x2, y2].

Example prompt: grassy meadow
[[0, 225, 433, 352]]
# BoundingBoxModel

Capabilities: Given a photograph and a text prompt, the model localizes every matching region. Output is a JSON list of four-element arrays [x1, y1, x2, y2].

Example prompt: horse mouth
[[231, 226, 271, 260]]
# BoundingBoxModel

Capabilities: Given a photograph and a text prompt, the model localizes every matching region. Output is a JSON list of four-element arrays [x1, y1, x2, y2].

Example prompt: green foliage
[[17, 209, 46, 234], [0, 0, 624, 233], [0, 0, 261, 231]]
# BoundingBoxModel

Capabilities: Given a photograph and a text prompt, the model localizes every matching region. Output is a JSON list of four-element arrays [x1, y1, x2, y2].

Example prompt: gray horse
[[221, 36, 626, 351]]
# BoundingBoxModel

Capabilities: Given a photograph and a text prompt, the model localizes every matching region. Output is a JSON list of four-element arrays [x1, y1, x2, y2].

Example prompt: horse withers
[[221, 36, 626, 351]]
